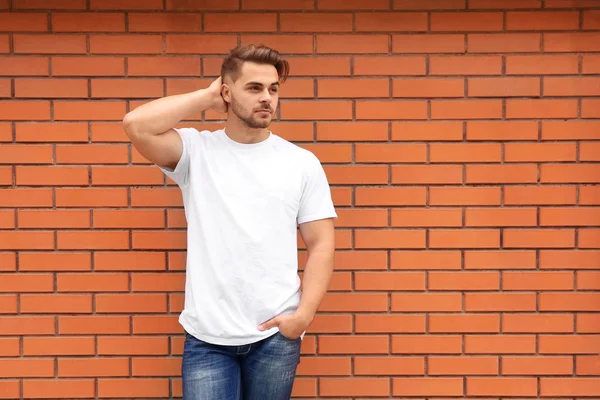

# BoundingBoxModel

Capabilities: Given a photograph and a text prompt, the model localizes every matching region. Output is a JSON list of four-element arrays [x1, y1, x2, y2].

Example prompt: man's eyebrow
[[245, 81, 280, 87]]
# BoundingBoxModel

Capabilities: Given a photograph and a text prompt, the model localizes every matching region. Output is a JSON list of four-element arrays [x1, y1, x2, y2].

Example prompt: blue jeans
[[182, 330, 301, 400]]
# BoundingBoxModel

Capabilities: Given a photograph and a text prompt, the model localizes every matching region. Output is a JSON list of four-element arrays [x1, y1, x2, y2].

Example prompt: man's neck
[[224, 118, 270, 144]]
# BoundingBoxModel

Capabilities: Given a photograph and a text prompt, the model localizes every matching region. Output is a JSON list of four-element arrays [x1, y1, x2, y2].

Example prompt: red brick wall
[[1, 0, 600, 398]]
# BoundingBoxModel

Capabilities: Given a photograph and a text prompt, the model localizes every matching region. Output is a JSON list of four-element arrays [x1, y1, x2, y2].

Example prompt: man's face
[[224, 62, 280, 129]]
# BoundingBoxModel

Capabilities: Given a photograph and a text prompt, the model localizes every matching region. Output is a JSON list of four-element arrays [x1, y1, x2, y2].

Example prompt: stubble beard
[[230, 96, 272, 130]]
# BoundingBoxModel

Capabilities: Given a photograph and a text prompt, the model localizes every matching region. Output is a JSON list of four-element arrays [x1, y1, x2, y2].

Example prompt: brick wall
[[1, 0, 600, 398]]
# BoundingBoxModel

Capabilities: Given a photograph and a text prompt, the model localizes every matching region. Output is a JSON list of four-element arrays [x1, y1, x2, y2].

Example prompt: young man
[[122, 44, 337, 399]]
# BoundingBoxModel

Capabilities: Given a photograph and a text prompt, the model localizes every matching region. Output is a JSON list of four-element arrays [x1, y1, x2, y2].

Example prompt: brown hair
[[220, 44, 290, 84]]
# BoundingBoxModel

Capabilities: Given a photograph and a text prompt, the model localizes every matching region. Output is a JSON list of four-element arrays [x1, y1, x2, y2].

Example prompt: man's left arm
[[294, 217, 336, 326]]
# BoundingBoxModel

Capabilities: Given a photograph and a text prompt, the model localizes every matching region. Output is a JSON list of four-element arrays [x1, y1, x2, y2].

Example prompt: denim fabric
[[182, 330, 301, 400]]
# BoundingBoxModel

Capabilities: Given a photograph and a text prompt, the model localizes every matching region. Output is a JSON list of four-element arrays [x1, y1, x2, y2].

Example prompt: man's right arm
[[122, 77, 226, 171]]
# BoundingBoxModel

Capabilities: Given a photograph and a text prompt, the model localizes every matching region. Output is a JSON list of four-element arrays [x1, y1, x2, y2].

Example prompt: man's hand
[[208, 76, 227, 114], [258, 312, 313, 340]]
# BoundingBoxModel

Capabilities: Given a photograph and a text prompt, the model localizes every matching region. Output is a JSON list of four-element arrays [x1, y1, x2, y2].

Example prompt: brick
[[59, 358, 130, 378], [0, 100, 50, 120], [57, 144, 129, 164], [0, 12, 47, 31], [430, 271, 499, 290], [505, 229, 575, 249], [467, 121, 538, 141], [0, 122, 10, 141], [166, 34, 237, 54], [541, 207, 600, 226], [18, 210, 90, 228], [357, 101, 428, 120], [132, 315, 181, 334], [319, 335, 389, 354], [0, 359, 56, 378], [393, 121, 463, 141], [317, 122, 388, 142], [91, 78, 164, 98], [430, 55, 502, 75], [354, 356, 424, 376], [507, 11, 579, 30], [90, 34, 162, 54], [465, 293, 537, 311], [0, 144, 53, 164], [21, 294, 92, 314], [59, 315, 130, 335], [281, 13, 353, 32], [393, 378, 464, 396], [504, 186, 576, 205], [57, 231, 130, 250], [540, 292, 600, 312], [0, 316, 55, 335], [128, 13, 202, 32], [93, 0, 163, 9], [429, 356, 498, 375], [319, 293, 388, 312], [429, 229, 500, 249], [92, 166, 164, 185], [577, 355, 600, 374], [502, 314, 574, 333], [319, 0, 389, 7], [395, 0, 466, 8], [319, 78, 389, 98], [0, 56, 49, 76], [391, 208, 462, 227], [14, 34, 87, 54], [431, 11, 503, 31], [131, 188, 182, 207], [320, 378, 390, 397], [391, 250, 461, 270], [581, 142, 600, 161], [469, 0, 540, 7], [393, 77, 464, 97], [56, 188, 128, 207], [541, 378, 600, 397], [52, 12, 125, 32], [15, 78, 88, 98], [432, 100, 502, 119], [392, 165, 462, 184], [243, 0, 312, 8], [356, 187, 426, 206], [355, 314, 425, 333], [128, 57, 201, 76], [355, 229, 425, 249], [355, 12, 427, 31], [539, 334, 600, 354], [468, 77, 540, 97], [505, 142, 576, 162], [57, 273, 129, 292], [545, 33, 600, 52], [0, 381, 20, 398], [132, 231, 187, 249], [392, 335, 462, 354], [583, 54, 600, 73], [392, 293, 462, 312], [541, 164, 600, 183], [393, 34, 465, 53], [583, 98, 600, 118], [99, 378, 170, 398], [432, 143, 501, 162], [335, 209, 388, 228], [52, 56, 125, 76], [465, 208, 537, 227], [297, 357, 351, 376], [0, 232, 54, 250], [16, 122, 88, 142], [0, 294, 17, 313], [465, 334, 536, 354], [23, 379, 95, 399], [317, 35, 389, 54], [0, 252, 16, 271], [467, 378, 537, 396], [430, 187, 501, 206], [240, 35, 313, 54], [356, 143, 426, 163], [205, 13, 276, 32], [131, 273, 184, 292], [468, 33, 541, 53], [545, 77, 600, 96], [54, 101, 126, 120], [466, 164, 538, 184], [14, 0, 86, 8], [287, 57, 351, 76], [430, 314, 500, 333], [17, 166, 88, 186], [19, 252, 91, 272], [354, 56, 426, 75], [281, 100, 352, 120], [132, 357, 182, 376], [506, 55, 579, 75]]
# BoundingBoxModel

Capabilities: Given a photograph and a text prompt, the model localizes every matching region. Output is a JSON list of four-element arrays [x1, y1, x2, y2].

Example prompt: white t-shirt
[[160, 128, 337, 346]]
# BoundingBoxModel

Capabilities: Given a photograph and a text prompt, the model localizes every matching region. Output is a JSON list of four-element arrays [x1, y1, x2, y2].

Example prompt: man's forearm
[[295, 247, 334, 323], [123, 89, 214, 136]]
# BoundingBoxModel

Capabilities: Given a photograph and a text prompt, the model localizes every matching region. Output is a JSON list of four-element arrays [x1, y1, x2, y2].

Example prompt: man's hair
[[220, 44, 290, 84]]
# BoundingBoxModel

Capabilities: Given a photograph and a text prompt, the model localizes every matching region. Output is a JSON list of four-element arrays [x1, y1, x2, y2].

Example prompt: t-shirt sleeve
[[297, 154, 338, 225], [159, 127, 196, 187]]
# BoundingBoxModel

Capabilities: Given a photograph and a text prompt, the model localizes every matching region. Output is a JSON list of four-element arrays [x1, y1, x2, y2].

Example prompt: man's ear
[[221, 83, 231, 103]]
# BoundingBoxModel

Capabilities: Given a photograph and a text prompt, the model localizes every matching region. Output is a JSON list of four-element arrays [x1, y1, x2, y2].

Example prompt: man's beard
[[230, 97, 272, 129]]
